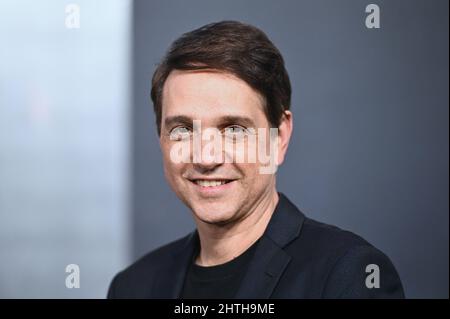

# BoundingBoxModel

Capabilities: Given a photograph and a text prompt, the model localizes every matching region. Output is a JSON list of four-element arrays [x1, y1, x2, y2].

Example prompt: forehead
[[161, 70, 266, 122]]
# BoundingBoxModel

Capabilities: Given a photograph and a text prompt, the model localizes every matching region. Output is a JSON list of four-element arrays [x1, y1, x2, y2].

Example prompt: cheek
[[163, 161, 182, 179], [161, 145, 183, 182], [234, 162, 258, 184], [162, 162, 189, 199], [237, 162, 274, 188]]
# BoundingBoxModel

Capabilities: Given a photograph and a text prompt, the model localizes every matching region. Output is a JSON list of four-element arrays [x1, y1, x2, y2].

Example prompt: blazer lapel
[[235, 193, 305, 298], [234, 236, 291, 298]]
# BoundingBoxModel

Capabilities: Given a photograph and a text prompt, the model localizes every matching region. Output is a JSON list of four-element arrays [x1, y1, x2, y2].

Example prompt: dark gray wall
[[132, 0, 448, 298]]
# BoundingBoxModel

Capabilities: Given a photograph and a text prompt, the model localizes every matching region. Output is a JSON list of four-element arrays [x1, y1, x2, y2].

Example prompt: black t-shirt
[[180, 239, 260, 299]]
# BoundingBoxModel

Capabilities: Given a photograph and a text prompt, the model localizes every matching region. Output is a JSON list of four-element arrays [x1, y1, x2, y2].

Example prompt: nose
[[192, 137, 225, 172], [193, 160, 222, 173]]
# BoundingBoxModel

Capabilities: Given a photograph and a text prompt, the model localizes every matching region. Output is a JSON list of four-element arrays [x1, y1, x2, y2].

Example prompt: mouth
[[188, 178, 236, 195], [192, 179, 233, 187]]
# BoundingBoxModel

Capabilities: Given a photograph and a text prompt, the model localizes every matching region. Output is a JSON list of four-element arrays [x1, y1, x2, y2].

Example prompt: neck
[[194, 188, 279, 266]]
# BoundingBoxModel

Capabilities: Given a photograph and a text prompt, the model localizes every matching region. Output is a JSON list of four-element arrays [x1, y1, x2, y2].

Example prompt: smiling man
[[107, 21, 404, 299]]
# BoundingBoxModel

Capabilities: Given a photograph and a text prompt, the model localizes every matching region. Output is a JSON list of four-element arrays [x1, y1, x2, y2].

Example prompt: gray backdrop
[[132, 0, 448, 298]]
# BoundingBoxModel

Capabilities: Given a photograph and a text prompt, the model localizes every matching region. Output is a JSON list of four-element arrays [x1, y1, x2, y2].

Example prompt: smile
[[193, 180, 232, 187], [188, 178, 236, 194]]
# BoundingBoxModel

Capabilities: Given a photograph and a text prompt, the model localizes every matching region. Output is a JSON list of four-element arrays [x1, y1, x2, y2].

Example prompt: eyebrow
[[164, 115, 193, 130], [163, 115, 257, 130]]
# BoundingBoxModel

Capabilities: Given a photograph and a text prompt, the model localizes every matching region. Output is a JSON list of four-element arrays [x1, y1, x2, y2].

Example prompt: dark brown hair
[[151, 20, 291, 134]]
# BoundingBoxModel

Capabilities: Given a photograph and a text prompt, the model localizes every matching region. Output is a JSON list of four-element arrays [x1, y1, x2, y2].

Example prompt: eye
[[223, 125, 248, 139], [169, 126, 191, 141]]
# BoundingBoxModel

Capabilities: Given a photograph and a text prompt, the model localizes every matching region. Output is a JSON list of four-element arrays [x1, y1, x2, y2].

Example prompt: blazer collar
[[263, 192, 305, 248], [235, 192, 305, 298], [161, 192, 305, 298]]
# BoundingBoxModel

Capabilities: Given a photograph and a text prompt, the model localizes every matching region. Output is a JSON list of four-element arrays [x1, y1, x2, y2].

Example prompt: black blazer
[[108, 193, 404, 298]]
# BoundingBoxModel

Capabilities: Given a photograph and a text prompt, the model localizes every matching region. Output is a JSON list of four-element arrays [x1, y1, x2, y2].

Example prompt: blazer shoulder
[[107, 232, 193, 298], [290, 216, 404, 298], [299, 216, 371, 252], [130, 232, 192, 271]]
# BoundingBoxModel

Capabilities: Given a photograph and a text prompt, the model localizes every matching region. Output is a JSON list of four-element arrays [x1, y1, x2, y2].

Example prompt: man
[[108, 21, 404, 298]]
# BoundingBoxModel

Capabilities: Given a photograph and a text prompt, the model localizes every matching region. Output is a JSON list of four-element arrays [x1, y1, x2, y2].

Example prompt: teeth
[[195, 180, 228, 187]]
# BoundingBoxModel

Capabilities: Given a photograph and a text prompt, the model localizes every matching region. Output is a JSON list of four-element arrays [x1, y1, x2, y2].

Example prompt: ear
[[277, 110, 293, 166]]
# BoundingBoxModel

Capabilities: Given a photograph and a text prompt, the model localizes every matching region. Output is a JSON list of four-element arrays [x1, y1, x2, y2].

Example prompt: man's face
[[159, 70, 281, 226]]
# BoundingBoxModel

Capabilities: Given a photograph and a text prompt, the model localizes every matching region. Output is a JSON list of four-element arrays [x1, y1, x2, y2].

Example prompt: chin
[[192, 206, 238, 226]]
